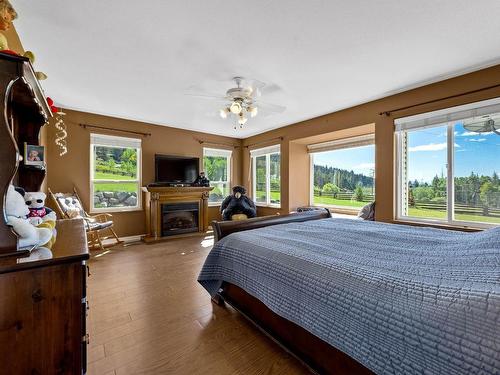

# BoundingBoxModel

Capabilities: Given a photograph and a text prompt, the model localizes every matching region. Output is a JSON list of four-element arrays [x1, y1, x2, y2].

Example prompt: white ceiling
[[13, 0, 500, 138]]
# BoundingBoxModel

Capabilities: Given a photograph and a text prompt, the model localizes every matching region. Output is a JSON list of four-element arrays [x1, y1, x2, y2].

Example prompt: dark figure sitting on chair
[[220, 185, 257, 221]]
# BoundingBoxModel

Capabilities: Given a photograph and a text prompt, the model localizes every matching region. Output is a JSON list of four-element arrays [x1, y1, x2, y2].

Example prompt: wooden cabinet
[[0, 219, 89, 374], [0, 52, 52, 256], [0, 44, 87, 374]]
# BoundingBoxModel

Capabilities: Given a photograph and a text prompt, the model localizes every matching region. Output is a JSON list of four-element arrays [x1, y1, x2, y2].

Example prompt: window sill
[[311, 204, 360, 215], [90, 207, 143, 214], [255, 204, 281, 209], [394, 217, 488, 231], [208, 202, 222, 207]]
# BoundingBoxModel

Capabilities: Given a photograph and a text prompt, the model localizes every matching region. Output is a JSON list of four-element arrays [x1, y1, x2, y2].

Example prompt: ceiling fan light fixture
[[230, 101, 242, 114], [238, 115, 247, 125], [187, 76, 285, 130], [219, 108, 229, 119], [249, 106, 258, 118]]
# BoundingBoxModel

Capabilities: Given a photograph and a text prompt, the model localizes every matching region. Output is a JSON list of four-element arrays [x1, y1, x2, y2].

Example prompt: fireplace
[[161, 202, 199, 236], [143, 186, 212, 242]]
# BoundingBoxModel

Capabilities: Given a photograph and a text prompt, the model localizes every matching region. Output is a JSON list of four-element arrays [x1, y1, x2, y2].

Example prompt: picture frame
[[24, 143, 45, 166]]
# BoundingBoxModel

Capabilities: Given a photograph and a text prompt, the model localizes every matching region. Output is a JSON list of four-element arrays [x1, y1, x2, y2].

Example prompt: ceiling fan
[[186, 77, 286, 129], [463, 114, 500, 135]]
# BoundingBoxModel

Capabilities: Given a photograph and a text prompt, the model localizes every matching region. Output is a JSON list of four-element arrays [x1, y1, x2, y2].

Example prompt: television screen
[[155, 155, 199, 184]]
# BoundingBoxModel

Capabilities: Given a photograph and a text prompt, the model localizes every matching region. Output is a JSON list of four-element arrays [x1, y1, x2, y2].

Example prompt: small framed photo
[[24, 143, 45, 166]]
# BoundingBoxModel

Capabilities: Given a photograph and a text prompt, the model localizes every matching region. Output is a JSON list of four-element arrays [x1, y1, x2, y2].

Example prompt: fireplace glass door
[[161, 202, 199, 236]]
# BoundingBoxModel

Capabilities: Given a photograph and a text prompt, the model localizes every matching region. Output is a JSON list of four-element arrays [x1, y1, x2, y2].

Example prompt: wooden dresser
[[0, 48, 90, 374], [0, 219, 89, 374]]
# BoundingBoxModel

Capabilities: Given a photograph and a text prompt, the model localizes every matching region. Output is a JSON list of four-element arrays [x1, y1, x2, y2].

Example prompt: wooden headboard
[[211, 208, 331, 242]]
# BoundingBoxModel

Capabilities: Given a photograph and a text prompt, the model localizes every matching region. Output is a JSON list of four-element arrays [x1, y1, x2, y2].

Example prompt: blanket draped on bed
[[198, 218, 500, 375]]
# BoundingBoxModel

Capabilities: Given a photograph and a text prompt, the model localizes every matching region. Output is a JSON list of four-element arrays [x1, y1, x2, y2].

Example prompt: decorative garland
[[54, 111, 68, 156], [47, 97, 68, 156]]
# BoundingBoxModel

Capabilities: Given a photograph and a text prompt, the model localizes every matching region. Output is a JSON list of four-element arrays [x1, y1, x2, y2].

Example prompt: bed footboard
[[211, 208, 331, 242]]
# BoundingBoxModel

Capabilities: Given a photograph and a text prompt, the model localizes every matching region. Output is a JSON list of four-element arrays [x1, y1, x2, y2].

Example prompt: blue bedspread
[[198, 218, 500, 374]]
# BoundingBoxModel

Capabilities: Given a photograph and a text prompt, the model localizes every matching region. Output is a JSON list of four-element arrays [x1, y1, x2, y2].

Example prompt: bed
[[198, 212, 500, 375]]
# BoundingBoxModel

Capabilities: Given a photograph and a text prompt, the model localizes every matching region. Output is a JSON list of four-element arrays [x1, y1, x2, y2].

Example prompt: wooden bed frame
[[211, 209, 374, 375]]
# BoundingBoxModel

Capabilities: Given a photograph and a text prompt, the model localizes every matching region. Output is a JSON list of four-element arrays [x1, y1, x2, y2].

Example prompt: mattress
[[198, 218, 500, 374]]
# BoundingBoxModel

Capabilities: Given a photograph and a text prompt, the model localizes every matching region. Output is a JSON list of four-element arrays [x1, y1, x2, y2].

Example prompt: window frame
[[89, 134, 142, 213], [308, 135, 375, 212], [251, 145, 281, 208], [203, 147, 232, 206], [395, 98, 500, 229]]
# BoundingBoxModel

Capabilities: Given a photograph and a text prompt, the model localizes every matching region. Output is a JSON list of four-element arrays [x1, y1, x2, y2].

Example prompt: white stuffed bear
[[5, 185, 52, 250]]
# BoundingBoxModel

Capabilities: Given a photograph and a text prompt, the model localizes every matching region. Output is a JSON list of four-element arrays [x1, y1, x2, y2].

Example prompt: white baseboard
[[102, 234, 144, 245]]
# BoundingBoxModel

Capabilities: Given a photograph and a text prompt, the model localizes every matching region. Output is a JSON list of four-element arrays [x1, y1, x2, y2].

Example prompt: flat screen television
[[155, 155, 199, 184]]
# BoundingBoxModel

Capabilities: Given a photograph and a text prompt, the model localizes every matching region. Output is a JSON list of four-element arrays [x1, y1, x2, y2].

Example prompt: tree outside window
[[251, 146, 281, 207], [203, 148, 231, 204], [90, 134, 141, 212]]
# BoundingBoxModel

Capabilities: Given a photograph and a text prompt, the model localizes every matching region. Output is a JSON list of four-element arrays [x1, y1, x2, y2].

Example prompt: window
[[396, 97, 500, 227], [203, 148, 232, 204], [90, 134, 141, 212], [309, 135, 375, 210], [251, 145, 281, 206]]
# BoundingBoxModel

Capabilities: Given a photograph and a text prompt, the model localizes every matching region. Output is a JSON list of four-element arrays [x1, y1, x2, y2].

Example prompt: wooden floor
[[87, 233, 310, 375]]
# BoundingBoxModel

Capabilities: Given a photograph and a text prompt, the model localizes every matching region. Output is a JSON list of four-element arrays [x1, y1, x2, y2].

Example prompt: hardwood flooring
[[87, 233, 310, 375]]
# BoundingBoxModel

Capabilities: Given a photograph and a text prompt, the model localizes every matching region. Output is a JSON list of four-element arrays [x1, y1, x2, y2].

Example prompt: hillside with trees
[[312, 165, 374, 206], [409, 172, 500, 214], [313, 165, 374, 191]]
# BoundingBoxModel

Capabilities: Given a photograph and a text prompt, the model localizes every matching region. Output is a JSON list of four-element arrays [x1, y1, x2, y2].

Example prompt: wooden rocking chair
[[47, 187, 122, 251]]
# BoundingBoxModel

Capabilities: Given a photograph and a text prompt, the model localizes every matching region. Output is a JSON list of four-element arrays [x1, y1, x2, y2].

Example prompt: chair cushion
[[55, 193, 85, 218], [87, 220, 113, 231]]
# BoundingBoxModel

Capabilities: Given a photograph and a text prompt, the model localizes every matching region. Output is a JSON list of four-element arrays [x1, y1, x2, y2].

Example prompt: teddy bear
[[24, 191, 57, 224], [5, 185, 53, 250], [220, 185, 257, 221], [23, 191, 57, 248], [193, 172, 210, 187]]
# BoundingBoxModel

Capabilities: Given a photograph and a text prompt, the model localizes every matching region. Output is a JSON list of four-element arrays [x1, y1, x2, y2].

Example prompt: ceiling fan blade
[[463, 123, 487, 132], [184, 82, 229, 99], [232, 77, 271, 98], [184, 92, 228, 100], [259, 83, 282, 96], [242, 78, 266, 94], [463, 117, 496, 133], [254, 100, 286, 114]]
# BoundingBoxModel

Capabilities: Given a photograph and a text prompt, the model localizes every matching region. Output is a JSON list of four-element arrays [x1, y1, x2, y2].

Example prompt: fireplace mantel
[[142, 186, 213, 242]]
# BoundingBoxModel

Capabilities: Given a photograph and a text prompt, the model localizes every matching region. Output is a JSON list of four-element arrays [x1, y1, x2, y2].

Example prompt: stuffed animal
[[35, 220, 57, 249], [220, 185, 257, 221], [0, 0, 16, 51], [0, 1, 48, 80], [18, 247, 53, 263], [24, 191, 57, 224], [24, 191, 57, 248], [5, 185, 53, 249], [193, 172, 210, 187]]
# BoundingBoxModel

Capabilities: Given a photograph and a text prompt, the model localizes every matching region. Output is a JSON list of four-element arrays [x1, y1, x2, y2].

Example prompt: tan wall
[[288, 141, 310, 211], [46, 109, 242, 237], [242, 64, 500, 221]]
